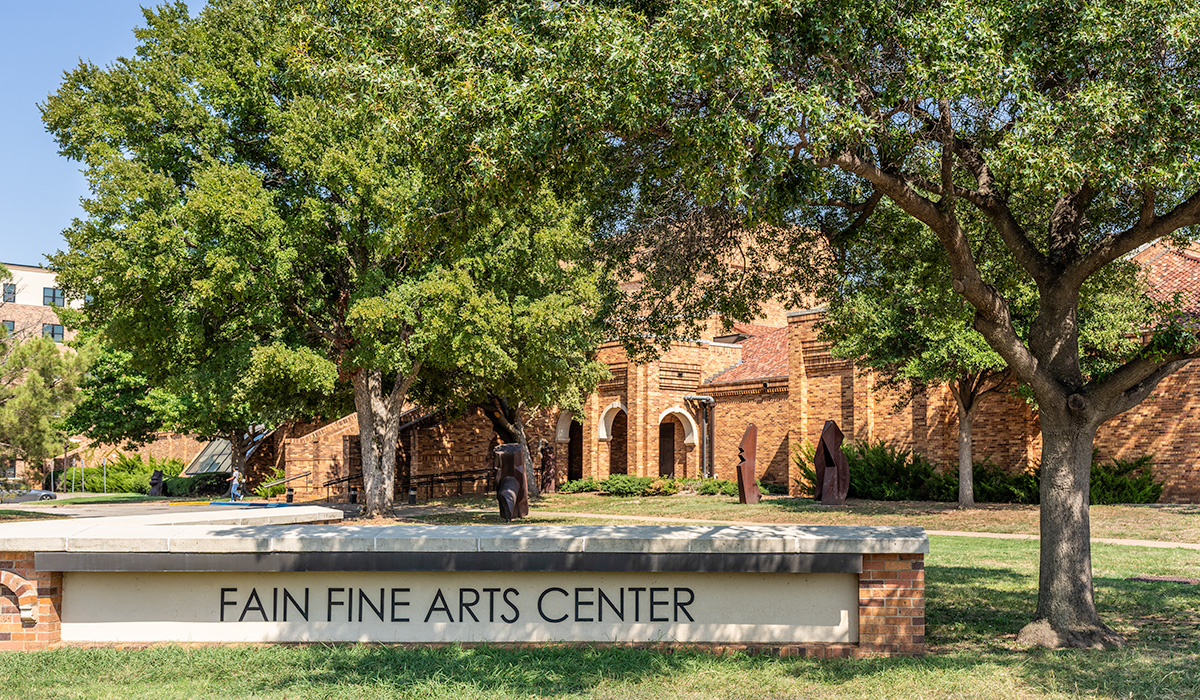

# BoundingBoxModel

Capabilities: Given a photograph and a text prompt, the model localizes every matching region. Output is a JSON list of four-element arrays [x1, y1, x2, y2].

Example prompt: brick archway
[[0, 569, 38, 623]]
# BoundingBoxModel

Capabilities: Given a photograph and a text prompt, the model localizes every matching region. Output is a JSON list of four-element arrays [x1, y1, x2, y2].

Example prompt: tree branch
[[1069, 187, 1200, 284]]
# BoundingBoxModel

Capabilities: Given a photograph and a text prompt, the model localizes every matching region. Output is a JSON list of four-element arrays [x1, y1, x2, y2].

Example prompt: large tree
[[315, 0, 1200, 646], [407, 193, 612, 495], [47, 0, 609, 516], [820, 203, 1151, 508]]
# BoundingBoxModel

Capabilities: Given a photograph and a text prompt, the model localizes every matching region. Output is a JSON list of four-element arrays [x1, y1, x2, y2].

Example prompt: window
[[2, 283, 14, 303], [2, 320, 13, 336], [43, 324, 64, 342], [1, 459, 14, 479], [43, 287, 64, 307]]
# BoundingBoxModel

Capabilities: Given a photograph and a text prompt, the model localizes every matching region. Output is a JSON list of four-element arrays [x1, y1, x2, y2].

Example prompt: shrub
[[55, 454, 185, 495], [1090, 454, 1163, 505], [163, 472, 230, 498], [696, 478, 738, 496], [599, 474, 656, 497], [254, 467, 287, 499], [644, 478, 680, 496], [559, 477, 601, 493], [758, 479, 789, 495], [973, 459, 1039, 504], [843, 440, 949, 501]]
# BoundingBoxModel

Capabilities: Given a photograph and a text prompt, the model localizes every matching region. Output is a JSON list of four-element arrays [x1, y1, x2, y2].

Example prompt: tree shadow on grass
[[782, 562, 1200, 700], [231, 644, 767, 698]]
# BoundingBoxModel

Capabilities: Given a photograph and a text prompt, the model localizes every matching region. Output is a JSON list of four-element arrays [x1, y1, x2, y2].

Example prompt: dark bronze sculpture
[[148, 469, 164, 497], [736, 424, 762, 504], [814, 420, 850, 505], [494, 443, 530, 521], [538, 440, 557, 494]]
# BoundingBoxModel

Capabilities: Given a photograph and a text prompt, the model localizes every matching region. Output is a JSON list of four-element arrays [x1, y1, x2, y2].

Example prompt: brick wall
[[0, 553, 62, 651], [707, 380, 791, 486], [1095, 361, 1200, 503], [858, 553, 925, 656]]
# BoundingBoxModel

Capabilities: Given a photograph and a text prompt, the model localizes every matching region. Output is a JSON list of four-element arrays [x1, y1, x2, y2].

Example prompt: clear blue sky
[[0, 1, 206, 268]]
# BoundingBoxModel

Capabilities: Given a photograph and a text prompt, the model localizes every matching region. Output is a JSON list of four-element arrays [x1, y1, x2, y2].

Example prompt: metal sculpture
[[814, 420, 850, 505], [494, 443, 530, 521], [538, 440, 557, 494], [736, 424, 762, 504], [148, 469, 165, 497]]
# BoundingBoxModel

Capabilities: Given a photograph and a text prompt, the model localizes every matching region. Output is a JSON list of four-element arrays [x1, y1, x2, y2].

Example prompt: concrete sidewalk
[[525, 510, 1200, 550]]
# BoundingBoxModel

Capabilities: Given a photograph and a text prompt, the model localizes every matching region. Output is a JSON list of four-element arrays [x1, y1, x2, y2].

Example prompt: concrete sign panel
[[62, 570, 858, 644]]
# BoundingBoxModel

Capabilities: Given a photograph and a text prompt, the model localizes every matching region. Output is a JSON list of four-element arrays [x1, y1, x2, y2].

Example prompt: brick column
[[858, 552, 925, 656], [1, 552, 62, 651]]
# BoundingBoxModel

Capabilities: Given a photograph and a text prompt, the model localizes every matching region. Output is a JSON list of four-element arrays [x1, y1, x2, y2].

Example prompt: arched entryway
[[555, 410, 584, 482], [598, 401, 629, 476], [609, 411, 628, 475], [657, 407, 699, 478]]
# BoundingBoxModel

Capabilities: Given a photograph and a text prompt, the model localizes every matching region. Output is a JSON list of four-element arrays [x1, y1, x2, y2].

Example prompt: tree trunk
[[1016, 413, 1123, 649], [481, 396, 539, 498], [352, 368, 409, 518], [956, 404, 976, 509], [227, 430, 251, 487]]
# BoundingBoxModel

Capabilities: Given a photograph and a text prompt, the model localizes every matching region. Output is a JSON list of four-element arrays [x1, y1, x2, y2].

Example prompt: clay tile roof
[[705, 325, 789, 384], [1136, 244, 1200, 314]]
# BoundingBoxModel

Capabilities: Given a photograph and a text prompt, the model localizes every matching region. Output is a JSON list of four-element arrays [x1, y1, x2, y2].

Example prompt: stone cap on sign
[[0, 507, 927, 555]]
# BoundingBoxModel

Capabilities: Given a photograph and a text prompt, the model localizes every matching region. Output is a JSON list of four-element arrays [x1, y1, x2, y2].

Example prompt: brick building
[[1, 262, 78, 483], [282, 241, 1200, 505]]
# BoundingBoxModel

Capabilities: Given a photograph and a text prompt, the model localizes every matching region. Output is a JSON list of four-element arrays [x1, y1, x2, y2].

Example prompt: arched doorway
[[568, 421, 583, 481], [657, 407, 699, 479], [555, 410, 585, 482], [609, 411, 628, 475]]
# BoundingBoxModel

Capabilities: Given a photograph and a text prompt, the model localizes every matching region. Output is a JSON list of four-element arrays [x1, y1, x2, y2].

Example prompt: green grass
[[2, 536, 1197, 699], [42, 493, 168, 505], [0, 509, 66, 522]]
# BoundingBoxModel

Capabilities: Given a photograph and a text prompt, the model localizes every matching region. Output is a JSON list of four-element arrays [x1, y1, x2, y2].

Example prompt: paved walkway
[[6, 500, 1198, 550], [523, 510, 1200, 550]]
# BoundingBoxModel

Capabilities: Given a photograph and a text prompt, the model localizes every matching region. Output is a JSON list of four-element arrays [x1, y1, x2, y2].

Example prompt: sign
[[62, 570, 859, 644]]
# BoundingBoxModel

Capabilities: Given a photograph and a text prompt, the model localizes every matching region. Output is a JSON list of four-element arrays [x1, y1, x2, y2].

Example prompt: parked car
[[0, 481, 56, 503]]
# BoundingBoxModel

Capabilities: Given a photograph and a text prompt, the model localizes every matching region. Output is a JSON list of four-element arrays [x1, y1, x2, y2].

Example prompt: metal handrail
[[260, 471, 311, 489]]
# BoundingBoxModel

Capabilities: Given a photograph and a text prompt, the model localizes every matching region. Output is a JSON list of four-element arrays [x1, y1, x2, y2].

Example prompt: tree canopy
[[46, 0, 609, 515], [300, 0, 1200, 646]]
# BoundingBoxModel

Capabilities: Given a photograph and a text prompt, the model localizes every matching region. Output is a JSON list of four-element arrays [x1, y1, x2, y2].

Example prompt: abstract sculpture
[[538, 440, 557, 494], [814, 420, 850, 505], [493, 443, 530, 521], [148, 469, 165, 497], [736, 424, 762, 504]]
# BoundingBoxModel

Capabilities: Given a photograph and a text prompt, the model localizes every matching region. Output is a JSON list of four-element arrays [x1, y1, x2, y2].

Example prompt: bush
[[973, 459, 1039, 504], [599, 474, 656, 497], [644, 478, 679, 496], [254, 467, 287, 499], [164, 472, 230, 498], [559, 477, 601, 493], [759, 479, 789, 495], [55, 454, 185, 495], [696, 478, 738, 496], [1090, 454, 1163, 505]]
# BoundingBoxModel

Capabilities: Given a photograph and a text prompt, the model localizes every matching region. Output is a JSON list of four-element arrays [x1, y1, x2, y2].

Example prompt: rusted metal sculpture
[[538, 440, 557, 494], [736, 424, 762, 504], [814, 420, 850, 505], [494, 443, 530, 521]]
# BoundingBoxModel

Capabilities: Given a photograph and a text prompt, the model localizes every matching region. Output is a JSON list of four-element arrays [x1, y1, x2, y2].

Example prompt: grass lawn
[[406, 493, 1200, 544], [42, 493, 168, 505], [2, 536, 1197, 699], [0, 509, 66, 523]]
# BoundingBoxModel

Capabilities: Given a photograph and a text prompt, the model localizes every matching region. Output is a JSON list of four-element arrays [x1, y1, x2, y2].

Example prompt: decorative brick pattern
[[0, 552, 62, 651], [858, 553, 925, 656]]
